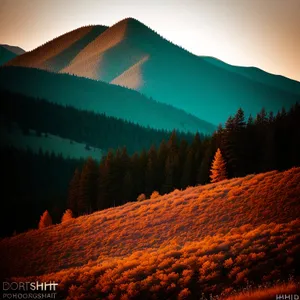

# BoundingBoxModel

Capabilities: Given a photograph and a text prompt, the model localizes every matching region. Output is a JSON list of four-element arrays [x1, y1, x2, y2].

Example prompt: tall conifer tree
[[67, 168, 81, 216], [210, 148, 227, 183], [78, 157, 98, 214]]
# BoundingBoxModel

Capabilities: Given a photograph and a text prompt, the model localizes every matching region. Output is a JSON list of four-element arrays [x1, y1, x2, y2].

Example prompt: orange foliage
[[61, 209, 73, 223], [210, 148, 227, 183], [38, 210, 52, 229], [224, 282, 299, 300], [0, 167, 299, 299], [5, 220, 299, 299]]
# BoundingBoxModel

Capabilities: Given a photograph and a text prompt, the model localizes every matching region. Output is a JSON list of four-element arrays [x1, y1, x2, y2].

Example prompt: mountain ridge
[[6, 18, 300, 125], [0, 66, 216, 133], [0, 44, 25, 65]]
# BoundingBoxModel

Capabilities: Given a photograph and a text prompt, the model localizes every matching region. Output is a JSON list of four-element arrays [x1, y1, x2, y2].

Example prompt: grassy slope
[[0, 126, 102, 160], [1, 168, 299, 298], [225, 282, 300, 300]]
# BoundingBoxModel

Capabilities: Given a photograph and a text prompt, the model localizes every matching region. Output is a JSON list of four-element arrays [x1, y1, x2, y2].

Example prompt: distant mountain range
[[5, 18, 300, 125], [0, 44, 25, 65]]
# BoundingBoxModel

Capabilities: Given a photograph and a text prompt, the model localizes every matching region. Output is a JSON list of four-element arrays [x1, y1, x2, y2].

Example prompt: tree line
[[68, 101, 300, 216], [0, 146, 84, 237], [0, 89, 198, 155]]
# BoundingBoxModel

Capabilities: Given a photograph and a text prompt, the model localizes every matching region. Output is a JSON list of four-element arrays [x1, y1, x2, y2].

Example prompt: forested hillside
[[0, 67, 215, 133], [68, 101, 300, 216], [0, 147, 84, 237], [0, 90, 196, 154]]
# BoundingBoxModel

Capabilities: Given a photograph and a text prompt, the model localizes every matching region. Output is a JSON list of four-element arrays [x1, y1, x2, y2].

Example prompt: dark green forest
[[0, 147, 84, 237], [1, 88, 299, 236], [0, 90, 196, 154], [0, 67, 215, 133], [69, 102, 300, 216]]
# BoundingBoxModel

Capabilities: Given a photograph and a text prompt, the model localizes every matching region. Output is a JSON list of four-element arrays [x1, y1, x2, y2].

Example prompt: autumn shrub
[[1, 168, 299, 299], [224, 282, 299, 300], [137, 193, 146, 202], [38, 210, 52, 229], [150, 191, 160, 199], [61, 209, 73, 223]]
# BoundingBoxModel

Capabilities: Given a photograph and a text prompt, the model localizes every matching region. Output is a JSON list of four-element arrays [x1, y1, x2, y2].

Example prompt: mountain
[[4, 26, 107, 72], [6, 18, 300, 125], [0, 44, 25, 65], [0, 44, 25, 55], [0, 67, 216, 133], [0, 89, 197, 157], [1, 167, 299, 298]]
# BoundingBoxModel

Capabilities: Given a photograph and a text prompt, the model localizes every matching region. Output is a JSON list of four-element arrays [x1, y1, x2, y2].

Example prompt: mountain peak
[[0, 44, 26, 55], [121, 17, 143, 24], [116, 17, 148, 30]]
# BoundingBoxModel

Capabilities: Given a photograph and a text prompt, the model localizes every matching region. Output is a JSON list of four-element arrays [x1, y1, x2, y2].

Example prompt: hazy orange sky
[[0, 0, 299, 81]]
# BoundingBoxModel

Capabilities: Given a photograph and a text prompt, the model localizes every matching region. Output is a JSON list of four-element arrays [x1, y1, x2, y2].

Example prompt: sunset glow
[[0, 0, 299, 81]]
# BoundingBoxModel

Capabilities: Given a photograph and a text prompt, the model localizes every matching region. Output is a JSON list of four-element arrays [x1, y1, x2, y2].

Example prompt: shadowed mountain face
[[0, 67, 215, 133], [6, 18, 300, 125], [0, 44, 25, 65]]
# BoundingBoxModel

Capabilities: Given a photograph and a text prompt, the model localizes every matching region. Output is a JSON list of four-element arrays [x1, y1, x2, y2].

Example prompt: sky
[[0, 0, 299, 81]]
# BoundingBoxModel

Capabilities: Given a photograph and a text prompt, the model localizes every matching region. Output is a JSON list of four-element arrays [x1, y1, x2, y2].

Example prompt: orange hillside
[[1, 167, 299, 279], [61, 18, 150, 81], [111, 55, 150, 89], [5, 25, 108, 72], [8, 220, 300, 299]]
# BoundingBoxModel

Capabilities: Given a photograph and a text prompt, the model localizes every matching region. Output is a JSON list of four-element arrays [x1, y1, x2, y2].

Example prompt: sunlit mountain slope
[[5, 26, 108, 72], [6, 18, 300, 124]]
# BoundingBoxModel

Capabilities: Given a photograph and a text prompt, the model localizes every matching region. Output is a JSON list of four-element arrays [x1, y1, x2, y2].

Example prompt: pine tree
[[210, 148, 227, 183], [255, 107, 268, 125], [121, 171, 133, 204], [98, 151, 114, 210], [180, 148, 194, 189], [139, 149, 148, 184], [191, 132, 203, 185], [78, 157, 98, 214], [61, 209, 73, 223], [162, 131, 179, 194], [198, 139, 217, 184], [113, 147, 130, 206], [38, 210, 52, 229], [145, 145, 158, 196], [247, 114, 254, 126], [157, 140, 168, 192], [234, 108, 246, 128], [223, 109, 247, 177], [67, 168, 81, 216]]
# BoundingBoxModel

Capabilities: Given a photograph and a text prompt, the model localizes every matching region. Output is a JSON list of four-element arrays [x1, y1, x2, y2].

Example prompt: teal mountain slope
[[0, 66, 216, 134], [0, 44, 25, 65], [6, 18, 300, 124]]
